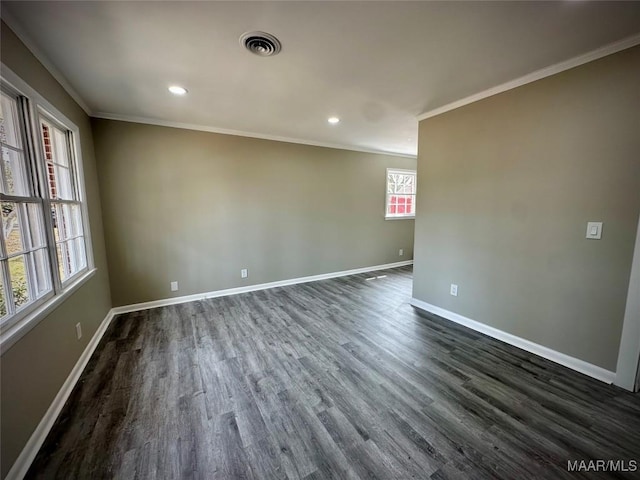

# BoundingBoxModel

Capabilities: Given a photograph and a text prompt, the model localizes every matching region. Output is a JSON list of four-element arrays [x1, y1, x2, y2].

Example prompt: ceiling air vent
[[240, 31, 282, 57]]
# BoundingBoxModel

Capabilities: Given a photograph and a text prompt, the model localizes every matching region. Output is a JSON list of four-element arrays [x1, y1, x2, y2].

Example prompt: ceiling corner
[[417, 31, 640, 122], [1, 7, 94, 116]]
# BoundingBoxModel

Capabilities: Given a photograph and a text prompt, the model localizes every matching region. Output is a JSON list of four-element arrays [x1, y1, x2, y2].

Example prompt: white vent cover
[[240, 31, 282, 57]]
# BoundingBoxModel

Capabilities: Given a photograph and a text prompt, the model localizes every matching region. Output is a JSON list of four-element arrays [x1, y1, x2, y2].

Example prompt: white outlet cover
[[170, 281, 179, 291], [241, 269, 248, 278], [586, 222, 603, 240], [450, 284, 458, 296], [399, 249, 404, 256], [75, 322, 82, 339]]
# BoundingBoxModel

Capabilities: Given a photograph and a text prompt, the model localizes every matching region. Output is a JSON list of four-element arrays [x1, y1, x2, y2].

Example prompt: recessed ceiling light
[[328, 117, 340, 124], [168, 85, 188, 95]]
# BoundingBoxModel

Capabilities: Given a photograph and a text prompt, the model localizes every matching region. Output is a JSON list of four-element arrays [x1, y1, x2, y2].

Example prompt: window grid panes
[[386, 169, 416, 218], [0, 91, 53, 319], [0, 82, 89, 329], [39, 118, 86, 284]]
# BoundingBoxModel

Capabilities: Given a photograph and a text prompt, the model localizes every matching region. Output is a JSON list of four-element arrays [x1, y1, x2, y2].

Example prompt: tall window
[[0, 78, 90, 335], [385, 168, 416, 219], [40, 117, 87, 282]]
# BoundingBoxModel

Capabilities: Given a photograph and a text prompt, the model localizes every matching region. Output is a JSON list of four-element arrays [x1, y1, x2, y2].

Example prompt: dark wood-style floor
[[28, 266, 640, 479]]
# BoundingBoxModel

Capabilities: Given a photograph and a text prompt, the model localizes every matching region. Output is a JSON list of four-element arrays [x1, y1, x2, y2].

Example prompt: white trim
[[0, 64, 96, 354], [614, 211, 640, 392], [417, 33, 640, 121], [0, 269, 97, 353], [385, 168, 417, 220], [4, 308, 115, 480], [113, 260, 414, 315], [410, 298, 616, 384], [385, 168, 416, 175], [2, 9, 415, 158], [0, 9, 92, 116], [1, 12, 415, 158], [92, 112, 418, 159]]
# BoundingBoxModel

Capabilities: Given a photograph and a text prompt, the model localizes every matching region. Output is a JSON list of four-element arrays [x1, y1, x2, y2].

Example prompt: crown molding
[[92, 112, 418, 159], [2, 8, 415, 157], [417, 32, 640, 121], [1, 9, 93, 115]]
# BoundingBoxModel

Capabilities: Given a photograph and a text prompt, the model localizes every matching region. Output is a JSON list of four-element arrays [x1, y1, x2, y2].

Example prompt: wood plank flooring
[[27, 266, 640, 479]]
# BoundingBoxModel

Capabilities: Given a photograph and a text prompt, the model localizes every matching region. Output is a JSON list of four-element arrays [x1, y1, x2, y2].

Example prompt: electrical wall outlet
[[170, 281, 179, 292], [450, 284, 458, 296], [586, 222, 603, 240], [75, 322, 82, 340], [241, 268, 248, 279], [399, 248, 404, 256]]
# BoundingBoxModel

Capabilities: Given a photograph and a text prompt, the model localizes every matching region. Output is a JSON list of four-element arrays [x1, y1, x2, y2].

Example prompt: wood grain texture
[[26, 266, 640, 479]]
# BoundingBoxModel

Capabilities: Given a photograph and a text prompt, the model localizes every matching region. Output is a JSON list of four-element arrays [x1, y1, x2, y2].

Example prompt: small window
[[385, 168, 416, 219]]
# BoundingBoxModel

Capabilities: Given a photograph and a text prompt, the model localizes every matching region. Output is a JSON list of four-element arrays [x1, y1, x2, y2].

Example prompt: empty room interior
[[1, 1, 640, 479]]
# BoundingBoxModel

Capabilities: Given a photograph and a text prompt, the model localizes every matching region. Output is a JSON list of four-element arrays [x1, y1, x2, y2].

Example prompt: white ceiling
[[3, 1, 640, 156]]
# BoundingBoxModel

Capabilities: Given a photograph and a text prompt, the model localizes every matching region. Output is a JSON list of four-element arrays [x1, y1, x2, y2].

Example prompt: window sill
[[0, 268, 97, 354], [385, 216, 416, 220]]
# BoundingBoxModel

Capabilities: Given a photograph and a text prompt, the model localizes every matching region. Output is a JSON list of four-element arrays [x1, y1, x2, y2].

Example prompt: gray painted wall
[[1, 22, 112, 478], [92, 119, 416, 307], [413, 45, 640, 371]]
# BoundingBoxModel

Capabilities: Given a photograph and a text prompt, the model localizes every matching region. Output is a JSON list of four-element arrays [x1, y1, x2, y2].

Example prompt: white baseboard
[[112, 260, 414, 315], [410, 298, 616, 384], [5, 309, 116, 480]]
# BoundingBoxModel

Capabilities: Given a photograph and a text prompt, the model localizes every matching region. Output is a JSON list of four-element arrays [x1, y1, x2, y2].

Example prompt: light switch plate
[[586, 222, 603, 240]]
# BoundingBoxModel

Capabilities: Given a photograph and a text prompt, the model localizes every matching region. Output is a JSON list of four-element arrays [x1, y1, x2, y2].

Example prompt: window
[[385, 168, 416, 219], [40, 117, 87, 282], [0, 74, 92, 339]]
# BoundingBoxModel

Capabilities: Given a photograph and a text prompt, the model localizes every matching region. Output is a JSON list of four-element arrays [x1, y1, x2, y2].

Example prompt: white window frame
[[38, 113, 89, 287], [0, 64, 95, 352], [385, 168, 416, 220]]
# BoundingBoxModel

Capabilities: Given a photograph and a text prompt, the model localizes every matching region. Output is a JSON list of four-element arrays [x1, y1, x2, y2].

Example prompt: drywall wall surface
[[1, 21, 112, 478], [413, 45, 640, 371], [93, 119, 416, 306]]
